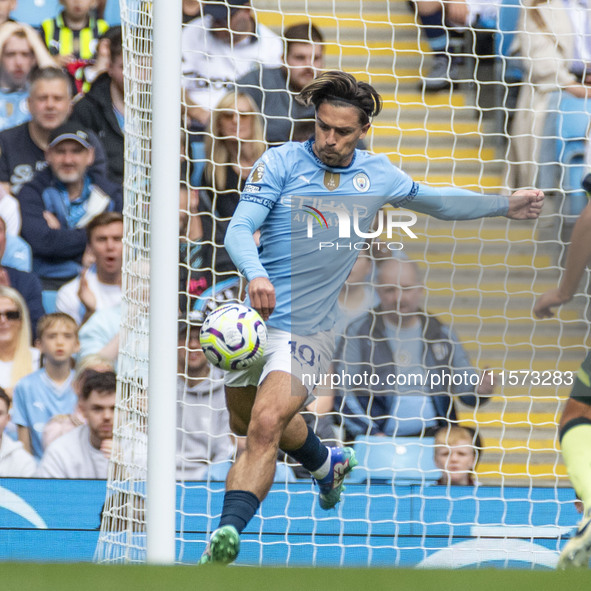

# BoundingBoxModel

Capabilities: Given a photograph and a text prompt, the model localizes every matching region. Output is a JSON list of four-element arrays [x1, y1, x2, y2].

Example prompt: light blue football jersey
[[0, 89, 30, 132], [227, 140, 508, 335], [11, 368, 76, 459]]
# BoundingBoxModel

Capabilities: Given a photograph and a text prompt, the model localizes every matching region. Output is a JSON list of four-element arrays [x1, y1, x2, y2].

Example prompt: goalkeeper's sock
[[560, 418, 591, 513], [286, 425, 330, 476], [218, 490, 260, 534]]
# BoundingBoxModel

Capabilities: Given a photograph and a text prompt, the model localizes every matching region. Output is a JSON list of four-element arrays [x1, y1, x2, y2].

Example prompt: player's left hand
[[507, 190, 544, 219]]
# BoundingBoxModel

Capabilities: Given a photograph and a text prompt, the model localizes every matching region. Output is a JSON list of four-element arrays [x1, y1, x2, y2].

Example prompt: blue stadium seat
[[348, 435, 441, 485], [494, 0, 523, 135], [555, 95, 591, 216], [11, 0, 121, 27], [190, 141, 207, 188], [11, 0, 59, 27], [494, 0, 522, 82], [207, 460, 297, 483]]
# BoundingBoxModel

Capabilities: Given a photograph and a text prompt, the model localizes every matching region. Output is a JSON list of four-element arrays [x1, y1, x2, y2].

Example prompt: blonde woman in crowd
[[0, 286, 38, 398]]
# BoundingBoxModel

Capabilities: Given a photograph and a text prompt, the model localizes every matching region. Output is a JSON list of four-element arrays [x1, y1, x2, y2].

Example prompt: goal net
[[96, 0, 590, 567]]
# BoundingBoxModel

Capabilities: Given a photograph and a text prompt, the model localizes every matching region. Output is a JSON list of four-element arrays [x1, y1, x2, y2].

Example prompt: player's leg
[[558, 351, 591, 568], [225, 383, 331, 451], [199, 371, 307, 565]]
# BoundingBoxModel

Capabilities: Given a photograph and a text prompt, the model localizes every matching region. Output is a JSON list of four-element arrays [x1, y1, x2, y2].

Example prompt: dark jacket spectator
[[72, 73, 123, 184], [18, 123, 122, 288]]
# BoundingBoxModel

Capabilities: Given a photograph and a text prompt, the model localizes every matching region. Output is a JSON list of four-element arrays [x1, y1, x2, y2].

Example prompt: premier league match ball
[[199, 303, 267, 371]]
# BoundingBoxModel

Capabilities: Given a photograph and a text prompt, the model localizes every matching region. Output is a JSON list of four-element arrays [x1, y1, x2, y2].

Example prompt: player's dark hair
[[0, 387, 10, 410], [86, 211, 124, 241], [283, 22, 324, 55], [81, 370, 117, 401], [105, 26, 123, 62], [296, 70, 382, 126]]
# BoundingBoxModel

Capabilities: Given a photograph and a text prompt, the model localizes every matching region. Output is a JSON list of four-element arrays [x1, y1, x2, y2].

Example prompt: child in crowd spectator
[[0, 387, 36, 476], [12, 312, 79, 458], [42, 353, 114, 448], [41, 0, 109, 93], [434, 425, 482, 486]]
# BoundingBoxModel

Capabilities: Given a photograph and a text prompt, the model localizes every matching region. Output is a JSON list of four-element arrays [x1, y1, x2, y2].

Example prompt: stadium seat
[[349, 435, 441, 485], [11, 0, 121, 27], [190, 141, 207, 188], [11, 0, 59, 27], [207, 460, 297, 483]]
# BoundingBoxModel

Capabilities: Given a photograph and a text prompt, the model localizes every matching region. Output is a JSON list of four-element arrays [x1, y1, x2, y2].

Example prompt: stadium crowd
[[0, 2, 586, 541]]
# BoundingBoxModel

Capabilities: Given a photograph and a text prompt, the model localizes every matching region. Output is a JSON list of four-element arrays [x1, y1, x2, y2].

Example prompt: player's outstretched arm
[[506, 190, 545, 219], [397, 184, 544, 221], [534, 200, 591, 318]]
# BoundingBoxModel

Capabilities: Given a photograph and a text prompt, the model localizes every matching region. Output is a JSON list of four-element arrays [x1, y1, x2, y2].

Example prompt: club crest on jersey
[[323, 171, 340, 191], [353, 172, 370, 192], [251, 162, 265, 183]]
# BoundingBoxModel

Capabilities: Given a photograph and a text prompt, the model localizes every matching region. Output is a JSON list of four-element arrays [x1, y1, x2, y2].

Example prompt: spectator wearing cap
[[0, 67, 108, 197], [18, 120, 122, 290], [181, 0, 283, 127], [177, 313, 234, 480]]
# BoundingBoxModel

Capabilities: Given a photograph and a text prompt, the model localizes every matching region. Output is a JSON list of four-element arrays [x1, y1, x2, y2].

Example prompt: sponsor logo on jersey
[[243, 184, 260, 193], [353, 172, 370, 192]]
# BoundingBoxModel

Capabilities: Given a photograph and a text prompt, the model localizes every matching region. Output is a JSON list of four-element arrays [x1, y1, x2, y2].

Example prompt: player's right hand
[[534, 288, 570, 318], [248, 277, 275, 321]]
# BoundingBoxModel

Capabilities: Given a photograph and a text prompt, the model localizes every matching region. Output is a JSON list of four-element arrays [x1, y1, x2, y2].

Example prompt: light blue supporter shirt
[[225, 140, 509, 335], [11, 368, 76, 459], [0, 88, 30, 131]]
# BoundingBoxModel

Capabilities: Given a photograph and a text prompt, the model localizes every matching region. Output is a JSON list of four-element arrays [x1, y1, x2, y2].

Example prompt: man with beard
[[235, 22, 324, 146], [18, 121, 121, 290]]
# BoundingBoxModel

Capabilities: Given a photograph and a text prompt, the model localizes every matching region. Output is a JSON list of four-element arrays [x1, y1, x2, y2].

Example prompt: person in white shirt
[[0, 387, 36, 476], [177, 314, 233, 480], [56, 211, 123, 325], [36, 370, 116, 478], [181, 0, 282, 126]]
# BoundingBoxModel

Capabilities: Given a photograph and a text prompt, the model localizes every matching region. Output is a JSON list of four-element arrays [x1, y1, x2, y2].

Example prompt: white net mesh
[[96, 0, 590, 566]]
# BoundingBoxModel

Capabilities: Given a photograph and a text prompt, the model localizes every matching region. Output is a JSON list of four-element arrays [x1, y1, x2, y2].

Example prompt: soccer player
[[199, 70, 544, 565], [534, 200, 591, 568]]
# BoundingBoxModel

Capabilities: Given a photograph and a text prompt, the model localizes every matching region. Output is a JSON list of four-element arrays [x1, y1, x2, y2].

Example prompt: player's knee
[[248, 410, 284, 446]]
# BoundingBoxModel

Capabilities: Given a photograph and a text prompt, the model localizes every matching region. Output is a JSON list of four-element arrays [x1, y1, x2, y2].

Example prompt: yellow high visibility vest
[[42, 12, 109, 60]]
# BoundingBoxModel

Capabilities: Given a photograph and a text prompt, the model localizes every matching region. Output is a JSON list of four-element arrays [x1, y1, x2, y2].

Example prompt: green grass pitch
[[4, 563, 590, 591]]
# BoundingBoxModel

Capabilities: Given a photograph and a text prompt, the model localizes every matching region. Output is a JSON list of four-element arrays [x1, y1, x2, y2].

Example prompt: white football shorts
[[223, 327, 334, 398]]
